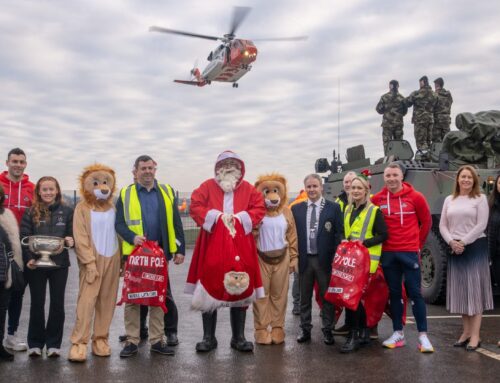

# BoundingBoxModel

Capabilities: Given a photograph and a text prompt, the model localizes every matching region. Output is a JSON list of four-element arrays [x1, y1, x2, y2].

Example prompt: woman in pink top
[[439, 165, 493, 351]]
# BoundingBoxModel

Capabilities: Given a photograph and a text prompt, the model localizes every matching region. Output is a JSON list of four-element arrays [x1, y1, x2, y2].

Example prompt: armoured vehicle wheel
[[420, 229, 448, 304]]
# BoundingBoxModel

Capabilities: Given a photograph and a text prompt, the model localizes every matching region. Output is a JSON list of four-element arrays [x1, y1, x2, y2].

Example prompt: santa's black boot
[[196, 311, 218, 352], [230, 308, 253, 352]]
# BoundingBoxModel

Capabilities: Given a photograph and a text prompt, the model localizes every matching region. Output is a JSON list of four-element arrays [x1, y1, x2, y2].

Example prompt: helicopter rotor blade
[[228, 6, 251, 37], [149, 26, 221, 41], [251, 36, 308, 42]]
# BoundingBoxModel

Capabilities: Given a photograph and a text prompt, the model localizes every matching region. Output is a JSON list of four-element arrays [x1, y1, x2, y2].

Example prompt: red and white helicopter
[[150, 7, 306, 88]]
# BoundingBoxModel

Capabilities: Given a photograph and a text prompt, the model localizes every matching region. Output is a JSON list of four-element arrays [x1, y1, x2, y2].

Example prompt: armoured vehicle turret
[[315, 110, 500, 303]]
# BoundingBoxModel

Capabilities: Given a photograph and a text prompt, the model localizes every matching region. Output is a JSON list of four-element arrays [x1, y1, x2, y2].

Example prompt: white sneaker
[[418, 334, 434, 353], [382, 331, 406, 349], [3, 334, 28, 351], [47, 348, 61, 357], [28, 347, 42, 357]]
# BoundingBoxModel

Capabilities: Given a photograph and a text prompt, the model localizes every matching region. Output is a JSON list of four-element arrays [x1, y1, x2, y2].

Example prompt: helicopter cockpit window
[[207, 52, 213, 61]]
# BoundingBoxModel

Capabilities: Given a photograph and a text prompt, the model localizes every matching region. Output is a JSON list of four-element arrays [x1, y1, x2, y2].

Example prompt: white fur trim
[[0, 209, 23, 289], [203, 209, 221, 232], [235, 211, 252, 235], [255, 286, 265, 299], [190, 281, 257, 312], [184, 282, 196, 294]]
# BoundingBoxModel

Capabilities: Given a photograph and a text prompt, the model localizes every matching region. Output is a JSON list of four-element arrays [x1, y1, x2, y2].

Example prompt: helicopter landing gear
[[232, 83, 239, 88]]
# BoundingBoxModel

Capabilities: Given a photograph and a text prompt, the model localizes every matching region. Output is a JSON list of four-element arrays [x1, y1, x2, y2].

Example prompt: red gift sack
[[361, 266, 389, 328], [324, 241, 370, 311], [117, 240, 169, 313]]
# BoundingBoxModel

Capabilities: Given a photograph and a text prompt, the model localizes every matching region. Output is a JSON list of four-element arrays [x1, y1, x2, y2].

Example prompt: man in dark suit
[[291, 174, 342, 345]]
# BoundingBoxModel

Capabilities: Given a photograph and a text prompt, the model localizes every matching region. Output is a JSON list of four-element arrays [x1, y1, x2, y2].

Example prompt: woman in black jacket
[[487, 173, 500, 348], [0, 185, 23, 361], [21, 176, 74, 357]]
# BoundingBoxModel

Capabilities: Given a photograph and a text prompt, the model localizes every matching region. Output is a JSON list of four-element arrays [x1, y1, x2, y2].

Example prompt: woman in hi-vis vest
[[341, 176, 387, 353]]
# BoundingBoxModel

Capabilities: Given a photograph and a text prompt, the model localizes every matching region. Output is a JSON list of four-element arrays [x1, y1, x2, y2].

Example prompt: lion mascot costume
[[253, 173, 298, 344], [68, 164, 121, 362]]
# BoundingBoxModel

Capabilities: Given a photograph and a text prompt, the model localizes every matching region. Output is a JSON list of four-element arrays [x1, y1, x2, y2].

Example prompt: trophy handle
[[21, 236, 30, 246]]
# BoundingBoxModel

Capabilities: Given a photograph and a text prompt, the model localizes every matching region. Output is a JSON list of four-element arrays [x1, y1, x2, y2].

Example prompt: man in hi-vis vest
[[115, 155, 185, 358]]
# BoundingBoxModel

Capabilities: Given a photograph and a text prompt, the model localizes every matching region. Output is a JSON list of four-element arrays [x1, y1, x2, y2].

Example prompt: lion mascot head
[[254, 173, 288, 217], [79, 164, 116, 210]]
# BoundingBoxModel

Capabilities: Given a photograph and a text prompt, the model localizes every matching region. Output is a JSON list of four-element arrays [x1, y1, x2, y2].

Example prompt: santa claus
[[185, 151, 265, 352]]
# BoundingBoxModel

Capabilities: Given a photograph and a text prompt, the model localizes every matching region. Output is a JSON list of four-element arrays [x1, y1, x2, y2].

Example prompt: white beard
[[215, 167, 242, 193]]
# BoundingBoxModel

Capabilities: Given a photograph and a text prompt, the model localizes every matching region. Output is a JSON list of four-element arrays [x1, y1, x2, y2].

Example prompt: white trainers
[[382, 331, 406, 349], [3, 334, 28, 351], [418, 334, 434, 353], [28, 347, 42, 357], [47, 348, 61, 357]]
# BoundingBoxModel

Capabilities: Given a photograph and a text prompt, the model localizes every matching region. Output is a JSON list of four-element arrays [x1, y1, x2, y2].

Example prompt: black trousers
[[7, 275, 27, 335], [0, 285, 10, 342], [299, 255, 334, 332], [139, 279, 178, 334], [345, 303, 366, 331], [27, 267, 68, 349]]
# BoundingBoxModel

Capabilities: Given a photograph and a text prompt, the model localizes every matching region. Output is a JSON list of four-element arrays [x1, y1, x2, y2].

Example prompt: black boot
[[359, 328, 371, 345], [230, 308, 253, 352], [0, 344, 14, 362], [196, 311, 218, 352], [340, 330, 360, 353]]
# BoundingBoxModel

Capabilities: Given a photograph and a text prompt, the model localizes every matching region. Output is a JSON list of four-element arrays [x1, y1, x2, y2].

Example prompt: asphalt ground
[[0, 249, 499, 383]]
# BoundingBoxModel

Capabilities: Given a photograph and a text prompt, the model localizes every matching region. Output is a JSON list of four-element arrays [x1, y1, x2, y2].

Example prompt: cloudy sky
[[1, 0, 499, 193]]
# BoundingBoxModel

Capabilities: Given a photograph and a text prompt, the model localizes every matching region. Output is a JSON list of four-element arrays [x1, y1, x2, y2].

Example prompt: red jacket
[[0, 171, 35, 225], [372, 182, 431, 252]]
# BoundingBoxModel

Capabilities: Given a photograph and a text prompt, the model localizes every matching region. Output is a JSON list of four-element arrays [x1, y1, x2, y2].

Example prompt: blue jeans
[[381, 251, 428, 332]]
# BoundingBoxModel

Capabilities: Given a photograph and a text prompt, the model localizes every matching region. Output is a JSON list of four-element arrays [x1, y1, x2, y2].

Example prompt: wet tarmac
[[1, 249, 499, 383]]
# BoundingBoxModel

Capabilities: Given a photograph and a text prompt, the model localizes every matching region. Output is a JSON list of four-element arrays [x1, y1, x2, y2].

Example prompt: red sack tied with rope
[[117, 240, 168, 313], [324, 240, 370, 311]]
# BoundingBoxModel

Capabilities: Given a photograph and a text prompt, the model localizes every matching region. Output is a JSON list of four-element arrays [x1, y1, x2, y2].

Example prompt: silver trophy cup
[[21, 235, 67, 267]]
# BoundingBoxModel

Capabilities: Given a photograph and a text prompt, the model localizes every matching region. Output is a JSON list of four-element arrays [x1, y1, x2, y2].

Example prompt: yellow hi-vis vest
[[120, 183, 178, 256], [344, 203, 382, 274], [335, 197, 346, 213]]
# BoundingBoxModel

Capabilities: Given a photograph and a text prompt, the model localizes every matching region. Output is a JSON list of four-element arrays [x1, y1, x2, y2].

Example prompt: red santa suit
[[185, 151, 266, 312]]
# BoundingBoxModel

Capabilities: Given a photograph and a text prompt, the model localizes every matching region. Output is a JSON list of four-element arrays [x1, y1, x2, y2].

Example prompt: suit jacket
[[292, 199, 342, 274]]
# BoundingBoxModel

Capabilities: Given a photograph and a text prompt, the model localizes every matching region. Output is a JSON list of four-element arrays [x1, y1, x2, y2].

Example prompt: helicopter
[[149, 6, 307, 88]]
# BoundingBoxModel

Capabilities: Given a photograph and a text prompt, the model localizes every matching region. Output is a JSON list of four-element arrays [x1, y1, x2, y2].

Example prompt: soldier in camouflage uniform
[[433, 77, 453, 142], [405, 76, 438, 151], [376, 80, 408, 154]]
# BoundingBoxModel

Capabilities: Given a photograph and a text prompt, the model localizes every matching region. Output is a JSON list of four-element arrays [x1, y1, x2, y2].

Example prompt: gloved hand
[[85, 262, 99, 284]]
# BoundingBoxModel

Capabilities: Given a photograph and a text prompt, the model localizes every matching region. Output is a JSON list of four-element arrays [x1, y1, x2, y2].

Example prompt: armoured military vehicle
[[315, 110, 500, 303]]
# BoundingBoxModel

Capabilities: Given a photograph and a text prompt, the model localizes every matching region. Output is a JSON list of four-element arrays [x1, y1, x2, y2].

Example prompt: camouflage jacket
[[406, 85, 437, 124], [376, 91, 407, 127], [434, 88, 453, 122]]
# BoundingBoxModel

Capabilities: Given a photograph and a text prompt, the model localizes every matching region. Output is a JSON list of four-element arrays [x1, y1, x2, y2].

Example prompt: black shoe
[[166, 333, 179, 346], [358, 328, 371, 345], [151, 341, 175, 356], [453, 338, 470, 348], [0, 345, 14, 361], [369, 325, 379, 340], [292, 306, 300, 316], [140, 327, 149, 341], [466, 341, 481, 352], [340, 331, 360, 353], [118, 334, 129, 343], [323, 330, 335, 345], [119, 343, 138, 358], [333, 324, 351, 336], [296, 330, 311, 343]]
